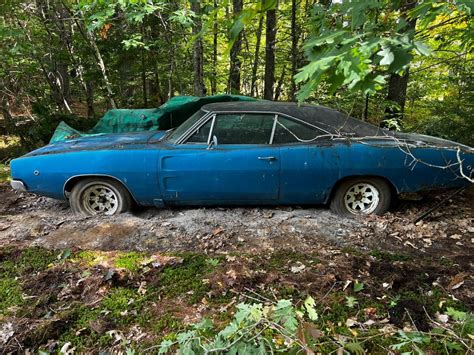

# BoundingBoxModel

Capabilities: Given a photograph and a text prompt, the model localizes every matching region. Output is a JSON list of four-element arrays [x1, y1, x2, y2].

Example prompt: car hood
[[24, 130, 167, 157]]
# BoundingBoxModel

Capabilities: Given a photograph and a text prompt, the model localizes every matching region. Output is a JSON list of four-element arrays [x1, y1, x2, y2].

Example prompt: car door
[[273, 115, 336, 204], [159, 112, 280, 204]]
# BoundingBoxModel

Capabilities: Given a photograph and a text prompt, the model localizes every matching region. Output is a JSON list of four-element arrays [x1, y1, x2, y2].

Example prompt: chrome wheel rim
[[82, 184, 119, 215], [344, 183, 380, 214]]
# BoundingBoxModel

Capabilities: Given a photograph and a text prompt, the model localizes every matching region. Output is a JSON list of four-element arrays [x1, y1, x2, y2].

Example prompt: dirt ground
[[0, 184, 473, 352], [0, 184, 472, 259]]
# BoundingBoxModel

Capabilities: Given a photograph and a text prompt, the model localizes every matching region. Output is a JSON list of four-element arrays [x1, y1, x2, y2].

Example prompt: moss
[[159, 254, 214, 304], [150, 313, 185, 334], [369, 250, 412, 262], [114, 252, 146, 272], [101, 287, 145, 325], [18, 247, 56, 272], [74, 250, 146, 272], [74, 250, 101, 265], [318, 292, 352, 324], [58, 305, 114, 350], [0, 278, 24, 314], [0, 247, 56, 278], [265, 250, 319, 271]]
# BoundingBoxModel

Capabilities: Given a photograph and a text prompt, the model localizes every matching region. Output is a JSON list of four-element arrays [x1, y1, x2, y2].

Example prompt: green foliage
[[345, 296, 358, 308], [159, 295, 474, 354], [158, 299, 304, 353], [0, 163, 10, 183], [446, 307, 468, 321], [295, 0, 473, 102], [353, 280, 364, 293]]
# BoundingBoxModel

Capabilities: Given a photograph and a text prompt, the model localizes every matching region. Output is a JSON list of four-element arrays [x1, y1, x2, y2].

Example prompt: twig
[[411, 187, 466, 224]]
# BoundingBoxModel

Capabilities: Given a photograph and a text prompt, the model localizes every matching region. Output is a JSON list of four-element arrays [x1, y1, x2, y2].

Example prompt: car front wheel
[[70, 178, 132, 216], [330, 177, 392, 217]]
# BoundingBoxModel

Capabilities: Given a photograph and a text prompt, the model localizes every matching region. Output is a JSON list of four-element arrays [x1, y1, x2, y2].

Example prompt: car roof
[[201, 101, 382, 137]]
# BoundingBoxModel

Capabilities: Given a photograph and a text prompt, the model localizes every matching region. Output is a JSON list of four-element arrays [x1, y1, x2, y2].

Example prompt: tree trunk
[[264, 5, 277, 100], [274, 65, 286, 101], [228, 0, 243, 94], [289, 0, 299, 101], [85, 80, 95, 118], [72, 10, 117, 109], [35, 0, 73, 112], [384, 0, 417, 124], [89, 32, 117, 109], [141, 51, 148, 107], [211, 0, 218, 94], [191, 0, 205, 96], [150, 59, 165, 105], [250, 15, 264, 98]]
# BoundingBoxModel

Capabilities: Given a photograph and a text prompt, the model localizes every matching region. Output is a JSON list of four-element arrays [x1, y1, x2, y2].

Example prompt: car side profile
[[10, 101, 474, 217]]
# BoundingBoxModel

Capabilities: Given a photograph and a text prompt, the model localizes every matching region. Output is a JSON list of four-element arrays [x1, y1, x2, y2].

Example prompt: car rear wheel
[[330, 177, 392, 217], [70, 178, 132, 216]]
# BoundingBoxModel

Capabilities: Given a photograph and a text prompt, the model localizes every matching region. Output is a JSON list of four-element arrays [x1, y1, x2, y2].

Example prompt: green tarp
[[49, 94, 257, 143]]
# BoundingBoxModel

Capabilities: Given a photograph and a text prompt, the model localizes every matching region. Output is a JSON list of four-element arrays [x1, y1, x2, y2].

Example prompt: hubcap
[[344, 183, 380, 214], [82, 184, 119, 215]]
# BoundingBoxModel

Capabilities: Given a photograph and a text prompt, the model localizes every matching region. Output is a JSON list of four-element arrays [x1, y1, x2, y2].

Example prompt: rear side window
[[273, 116, 327, 144], [211, 113, 275, 144]]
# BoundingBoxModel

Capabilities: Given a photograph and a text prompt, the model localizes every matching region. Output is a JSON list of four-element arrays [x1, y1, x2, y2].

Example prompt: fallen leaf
[[212, 227, 224, 235], [290, 262, 306, 273], [346, 318, 358, 327], [436, 313, 449, 323], [0, 323, 14, 345]]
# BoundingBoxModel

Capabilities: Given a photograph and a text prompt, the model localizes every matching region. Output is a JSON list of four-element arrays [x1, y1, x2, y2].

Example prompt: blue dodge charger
[[10, 102, 473, 216]]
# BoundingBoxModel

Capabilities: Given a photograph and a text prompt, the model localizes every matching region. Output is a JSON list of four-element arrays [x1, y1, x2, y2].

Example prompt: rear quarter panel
[[319, 142, 471, 201]]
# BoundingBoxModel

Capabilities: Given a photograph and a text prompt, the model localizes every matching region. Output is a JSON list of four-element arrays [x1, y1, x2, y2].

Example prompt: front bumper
[[10, 180, 26, 191]]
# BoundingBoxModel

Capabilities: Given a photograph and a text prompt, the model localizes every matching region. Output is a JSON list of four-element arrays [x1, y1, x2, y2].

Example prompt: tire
[[70, 177, 132, 216], [330, 177, 392, 217]]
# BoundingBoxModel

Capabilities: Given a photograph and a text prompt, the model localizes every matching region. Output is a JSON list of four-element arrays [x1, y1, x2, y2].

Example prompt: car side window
[[273, 116, 326, 144], [211, 113, 275, 144], [187, 118, 213, 143]]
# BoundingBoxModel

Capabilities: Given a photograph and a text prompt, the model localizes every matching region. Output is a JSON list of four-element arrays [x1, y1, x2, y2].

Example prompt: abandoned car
[[10, 101, 473, 216]]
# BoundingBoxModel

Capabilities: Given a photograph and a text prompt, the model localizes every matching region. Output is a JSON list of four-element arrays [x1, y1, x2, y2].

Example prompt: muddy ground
[[0, 184, 473, 260]]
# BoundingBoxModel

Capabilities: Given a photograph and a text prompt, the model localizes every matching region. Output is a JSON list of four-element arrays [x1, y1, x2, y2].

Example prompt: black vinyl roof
[[201, 101, 383, 137]]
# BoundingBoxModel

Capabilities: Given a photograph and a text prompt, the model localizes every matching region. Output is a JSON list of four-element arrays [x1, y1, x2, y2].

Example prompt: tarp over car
[[49, 94, 257, 143]]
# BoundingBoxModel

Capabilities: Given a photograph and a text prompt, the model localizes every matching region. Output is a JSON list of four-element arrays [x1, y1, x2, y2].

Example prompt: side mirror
[[208, 135, 218, 150]]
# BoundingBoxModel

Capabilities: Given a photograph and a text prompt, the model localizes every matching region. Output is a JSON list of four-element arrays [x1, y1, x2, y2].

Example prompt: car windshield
[[166, 109, 206, 144]]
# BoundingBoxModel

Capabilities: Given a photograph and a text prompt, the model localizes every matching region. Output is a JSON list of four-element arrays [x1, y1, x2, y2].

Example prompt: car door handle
[[258, 156, 276, 161]]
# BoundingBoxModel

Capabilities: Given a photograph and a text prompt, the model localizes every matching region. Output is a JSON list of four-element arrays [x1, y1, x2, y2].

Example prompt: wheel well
[[326, 175, 398, 204], [63, 175, 137, 203]]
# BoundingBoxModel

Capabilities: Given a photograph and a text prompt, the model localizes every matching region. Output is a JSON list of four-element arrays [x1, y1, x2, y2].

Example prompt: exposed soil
[[0, 184, 473, 352], [0, 184, 472, 259]]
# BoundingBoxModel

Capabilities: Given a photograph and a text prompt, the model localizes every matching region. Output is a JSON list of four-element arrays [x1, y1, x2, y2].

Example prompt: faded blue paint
[[10, 131, 473, 207]]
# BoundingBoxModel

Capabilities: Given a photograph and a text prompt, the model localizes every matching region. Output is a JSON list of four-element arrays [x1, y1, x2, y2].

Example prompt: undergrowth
[[0, 246, 471, 354]]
